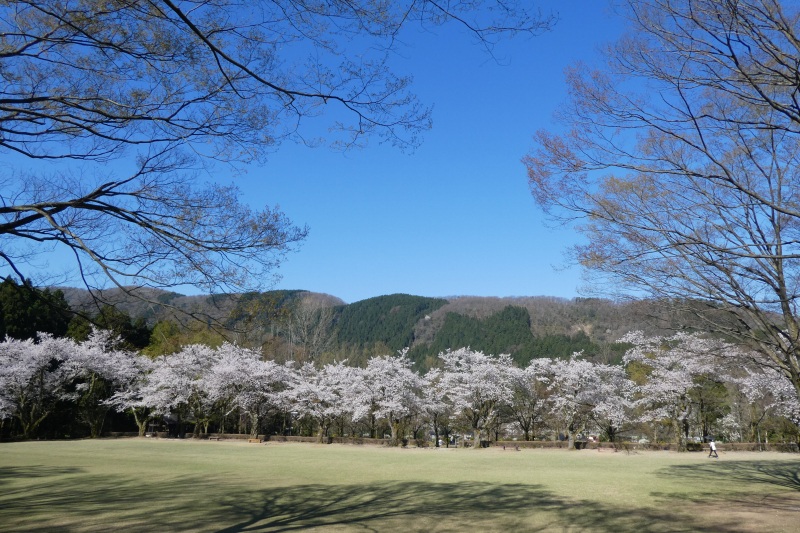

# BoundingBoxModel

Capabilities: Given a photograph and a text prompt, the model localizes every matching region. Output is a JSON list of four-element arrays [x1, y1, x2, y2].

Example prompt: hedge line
[[98, 434, 798, 452]]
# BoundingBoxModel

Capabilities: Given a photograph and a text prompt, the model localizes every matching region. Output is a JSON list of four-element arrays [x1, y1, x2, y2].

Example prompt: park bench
[[208, 436, 221, 441], [248, 438, 262, 443]]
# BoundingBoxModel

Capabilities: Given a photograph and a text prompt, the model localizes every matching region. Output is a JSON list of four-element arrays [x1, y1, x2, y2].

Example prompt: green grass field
[[1, 439, 798, 532]]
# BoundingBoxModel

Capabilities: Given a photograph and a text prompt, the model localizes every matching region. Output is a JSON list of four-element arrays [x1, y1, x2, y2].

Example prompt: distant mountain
[[327, 294, 448, 365], [328, 294, 678, 367], [60, 286, 344, 324], [59, 287, 680, 367]]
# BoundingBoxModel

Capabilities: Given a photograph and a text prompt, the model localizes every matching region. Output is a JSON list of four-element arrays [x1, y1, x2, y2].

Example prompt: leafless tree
[[285, 292, 337, 362], [1, 0, 554, 306], [524, 0, 800, 396]]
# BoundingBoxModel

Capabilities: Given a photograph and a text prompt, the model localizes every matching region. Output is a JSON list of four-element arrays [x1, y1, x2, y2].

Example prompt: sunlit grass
[[1, 439, 798, 532]]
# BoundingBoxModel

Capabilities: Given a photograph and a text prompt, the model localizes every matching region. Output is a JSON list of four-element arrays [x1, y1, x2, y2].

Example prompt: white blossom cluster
[[621, 331, 800, 446], [1, 331, 798, 445]]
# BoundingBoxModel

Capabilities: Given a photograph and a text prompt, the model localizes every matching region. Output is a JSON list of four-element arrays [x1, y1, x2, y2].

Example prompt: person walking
[[708, 438, 719, 458]]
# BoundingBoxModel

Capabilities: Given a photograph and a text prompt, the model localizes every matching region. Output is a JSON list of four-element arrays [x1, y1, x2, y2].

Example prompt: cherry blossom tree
[[285, 361, 357, 442], [106, 356, 156, 437], [734, 364, 800, 448], [204, 343, 290, 437], [544, 354, 602, 449], [133, 344, 218, 436], [0, 330, 144, 438], [0, 394, 12, 424], [438, 348, 514, 448], [621, 331, 733, 450], [0, 334, 74, 437], [422, 367, 456, 448], [352, 349, 425, 446], [589, 363, 636, 443], [63, 329, 143, 437], [505, 359, 551, 441]]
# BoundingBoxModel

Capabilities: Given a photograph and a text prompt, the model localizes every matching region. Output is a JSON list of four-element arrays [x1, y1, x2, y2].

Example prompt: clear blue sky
[[229, 2, 626, 303], [9, 2, 626, 304]]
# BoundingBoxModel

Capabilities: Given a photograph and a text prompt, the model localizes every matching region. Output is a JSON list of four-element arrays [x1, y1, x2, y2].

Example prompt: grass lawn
[[1, 439, 799, 532]]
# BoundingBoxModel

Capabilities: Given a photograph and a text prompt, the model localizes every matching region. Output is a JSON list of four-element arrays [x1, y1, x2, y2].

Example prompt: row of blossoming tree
[[1, 329, 798, 448]]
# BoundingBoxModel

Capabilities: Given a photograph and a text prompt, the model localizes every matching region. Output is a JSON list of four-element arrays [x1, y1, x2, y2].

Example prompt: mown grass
[[1, 439, 798, 532]]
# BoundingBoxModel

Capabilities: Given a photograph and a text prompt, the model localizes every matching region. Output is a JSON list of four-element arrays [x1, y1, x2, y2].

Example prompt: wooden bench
[[208, 436, 222, 441], [248, 438, 262, 444]]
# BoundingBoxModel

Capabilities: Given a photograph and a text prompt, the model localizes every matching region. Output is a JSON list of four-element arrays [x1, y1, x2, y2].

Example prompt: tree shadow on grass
[[653, 459, 800, 527], [658, 460, 800, 492], [212, 481, 738, 533], [0, 467, 755, 533], [0, 465, 85, 482]]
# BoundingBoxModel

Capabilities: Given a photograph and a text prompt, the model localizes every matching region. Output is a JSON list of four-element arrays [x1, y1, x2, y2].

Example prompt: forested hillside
[[50, 287, 680, 368], [331, 294, 448, 363], [409, 306, 604, 366]]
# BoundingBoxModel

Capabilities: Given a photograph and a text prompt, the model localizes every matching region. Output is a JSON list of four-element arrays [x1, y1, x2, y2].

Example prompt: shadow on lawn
[[213, 481, 737, 533], [658, 459, 800, 491], [0, 465, 86, 482], [0, 466, 755, 533], [653, 459, 800, 522]]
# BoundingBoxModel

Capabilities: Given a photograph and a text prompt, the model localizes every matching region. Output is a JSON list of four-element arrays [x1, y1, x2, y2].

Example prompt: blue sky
[[8, 1, 626, 304], [230, 2, 626, 303]]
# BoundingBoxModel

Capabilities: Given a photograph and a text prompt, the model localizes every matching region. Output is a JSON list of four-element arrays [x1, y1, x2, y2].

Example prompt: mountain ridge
[[57, 287, 681, 367]]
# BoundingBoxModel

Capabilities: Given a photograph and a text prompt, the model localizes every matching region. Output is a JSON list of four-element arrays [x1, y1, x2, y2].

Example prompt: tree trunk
[[19, 403, 49, 439], [132, 408, 148, 437], [473, 425, 482, 449], [673, 418, 687, 452], [249, 411, 260, 438], [89, 413, 106, 438], [317, 420, 329, 443]]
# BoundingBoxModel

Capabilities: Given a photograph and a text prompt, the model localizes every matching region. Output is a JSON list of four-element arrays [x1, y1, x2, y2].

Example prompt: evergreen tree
[[68, 305, 152, 350], [334, 294, 447, 353], [0, 277, 71, 340]]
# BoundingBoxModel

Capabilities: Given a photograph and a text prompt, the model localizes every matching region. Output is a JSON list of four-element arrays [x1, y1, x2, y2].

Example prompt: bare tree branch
[[1, 0, 554, 317], [525, 0, 800, 396]]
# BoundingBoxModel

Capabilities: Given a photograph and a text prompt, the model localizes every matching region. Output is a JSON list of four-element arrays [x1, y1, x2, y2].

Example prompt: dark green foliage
[[66, 316, 92, 342], [410, 306, 604, 366], [528, 331, 598, 359], [227, 290, 304, 328], [68, 305, 152, 350], [690, 376, 730, 442], [485, 306, 535, 353], [156, 291, 183, 305], [334, 294, 448, 353], [423, 312, 481, 355], [421, 307, 533, 364], [0, 277, 71, 340]]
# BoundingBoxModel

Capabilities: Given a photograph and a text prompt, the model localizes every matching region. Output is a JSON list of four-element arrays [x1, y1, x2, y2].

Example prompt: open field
[[1, 439, 798, 532]]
